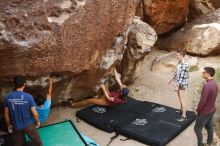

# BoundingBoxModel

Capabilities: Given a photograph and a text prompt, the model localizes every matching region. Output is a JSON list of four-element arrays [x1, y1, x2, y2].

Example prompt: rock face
[[152, 52, 198, 72], [0, 0, 139, 102], [188, 0, 215, 22], [210, 0, 220, 8], [159, 9, 220, 56], [136, 0, 189, 34], [120, 17, 157, 83]]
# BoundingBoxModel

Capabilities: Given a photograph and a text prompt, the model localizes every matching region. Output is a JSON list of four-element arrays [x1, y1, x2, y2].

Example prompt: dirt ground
[[45, 49, 220, 146]]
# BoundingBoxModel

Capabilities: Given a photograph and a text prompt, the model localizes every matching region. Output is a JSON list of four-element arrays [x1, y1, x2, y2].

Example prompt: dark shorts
[[179, 85, 186, 90]]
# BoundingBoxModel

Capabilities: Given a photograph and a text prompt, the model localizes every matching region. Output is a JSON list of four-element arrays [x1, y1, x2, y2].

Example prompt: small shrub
[[189, 66, 199, 72]]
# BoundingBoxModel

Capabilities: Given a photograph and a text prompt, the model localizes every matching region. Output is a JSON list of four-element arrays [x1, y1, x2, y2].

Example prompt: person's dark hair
[[35, 94, 46, 106], [177, 50, 186, 57], [121, 87, 129, 100], [204, 67, 215, 77], [13, 75, 26, 89]]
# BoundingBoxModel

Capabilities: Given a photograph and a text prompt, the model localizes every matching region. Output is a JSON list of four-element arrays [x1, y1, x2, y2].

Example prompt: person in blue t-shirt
[[34, 77, 53, 123], [4, 76, 42, 146]]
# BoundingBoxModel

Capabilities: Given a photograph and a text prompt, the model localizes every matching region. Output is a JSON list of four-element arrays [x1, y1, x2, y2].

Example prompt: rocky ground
[[45, 49, 220, 146]]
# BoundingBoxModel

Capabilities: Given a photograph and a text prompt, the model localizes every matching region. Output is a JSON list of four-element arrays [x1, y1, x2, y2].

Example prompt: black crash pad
[[0, 134, 13, 146], [76, 98, 196, 146], [116, 105, 196, 146], [76, 97, 159, 132], [143, 104, 195, 130], [116, 116, 180, 146], [76, 97, 143, 132]]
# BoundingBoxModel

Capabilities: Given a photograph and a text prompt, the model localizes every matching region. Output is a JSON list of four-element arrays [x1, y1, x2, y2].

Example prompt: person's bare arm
[[105, 84, 110, 95], [30, 107, 40, 127], [168, 78, 173, 84], [47, 77, 52, 100], [100, 84, 114, 102], [4, 107, 12, 127], [168, 72, 176, 84], [114, 68, 123, 88]]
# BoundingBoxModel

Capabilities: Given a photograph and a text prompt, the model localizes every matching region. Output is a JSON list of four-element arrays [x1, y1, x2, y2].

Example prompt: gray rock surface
[[159, 9, 220, 56], [0, 0, 139, 101], [120, 17, 157, 83]]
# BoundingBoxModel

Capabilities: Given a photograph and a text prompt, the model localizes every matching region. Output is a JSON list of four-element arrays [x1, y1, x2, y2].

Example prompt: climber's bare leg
[[71, 96, 108, 108]]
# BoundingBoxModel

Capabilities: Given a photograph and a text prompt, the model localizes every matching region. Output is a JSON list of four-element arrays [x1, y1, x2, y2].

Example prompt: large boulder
[[151, 52, 198, 72], [120, 17, 157, 83], [136, 0, 189, 34], [209, 0, 220, 8], [159, 9, 220, 56], [0, 0, 139, 102], [188, 0, 215, 22]]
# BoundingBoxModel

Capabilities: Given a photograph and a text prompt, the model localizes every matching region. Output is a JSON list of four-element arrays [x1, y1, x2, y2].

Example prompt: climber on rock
[[33, 77, 53, 123], [67, 68, 129, 108]]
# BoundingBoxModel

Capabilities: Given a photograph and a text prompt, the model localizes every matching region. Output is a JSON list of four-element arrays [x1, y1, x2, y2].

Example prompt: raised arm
[[47, 77, 53, 99], [114, 69, 123, 88]]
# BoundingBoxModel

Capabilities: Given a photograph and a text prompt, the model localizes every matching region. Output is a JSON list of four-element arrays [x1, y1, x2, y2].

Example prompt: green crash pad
[[26, 120, 87, 146]]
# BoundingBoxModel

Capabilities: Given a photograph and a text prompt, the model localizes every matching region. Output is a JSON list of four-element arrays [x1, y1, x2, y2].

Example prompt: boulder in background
[[136, 0, 189, 34]]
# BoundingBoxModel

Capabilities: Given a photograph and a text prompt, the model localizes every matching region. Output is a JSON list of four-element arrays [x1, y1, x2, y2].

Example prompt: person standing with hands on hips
[[4, 76, 42, 146], [194, 67, 218, 146]]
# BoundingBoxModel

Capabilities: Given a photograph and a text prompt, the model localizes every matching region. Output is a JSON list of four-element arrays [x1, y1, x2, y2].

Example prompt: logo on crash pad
[[132, 119, 148, 126], [92, 106, 107, 114], [152, 107, 166, 113]]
